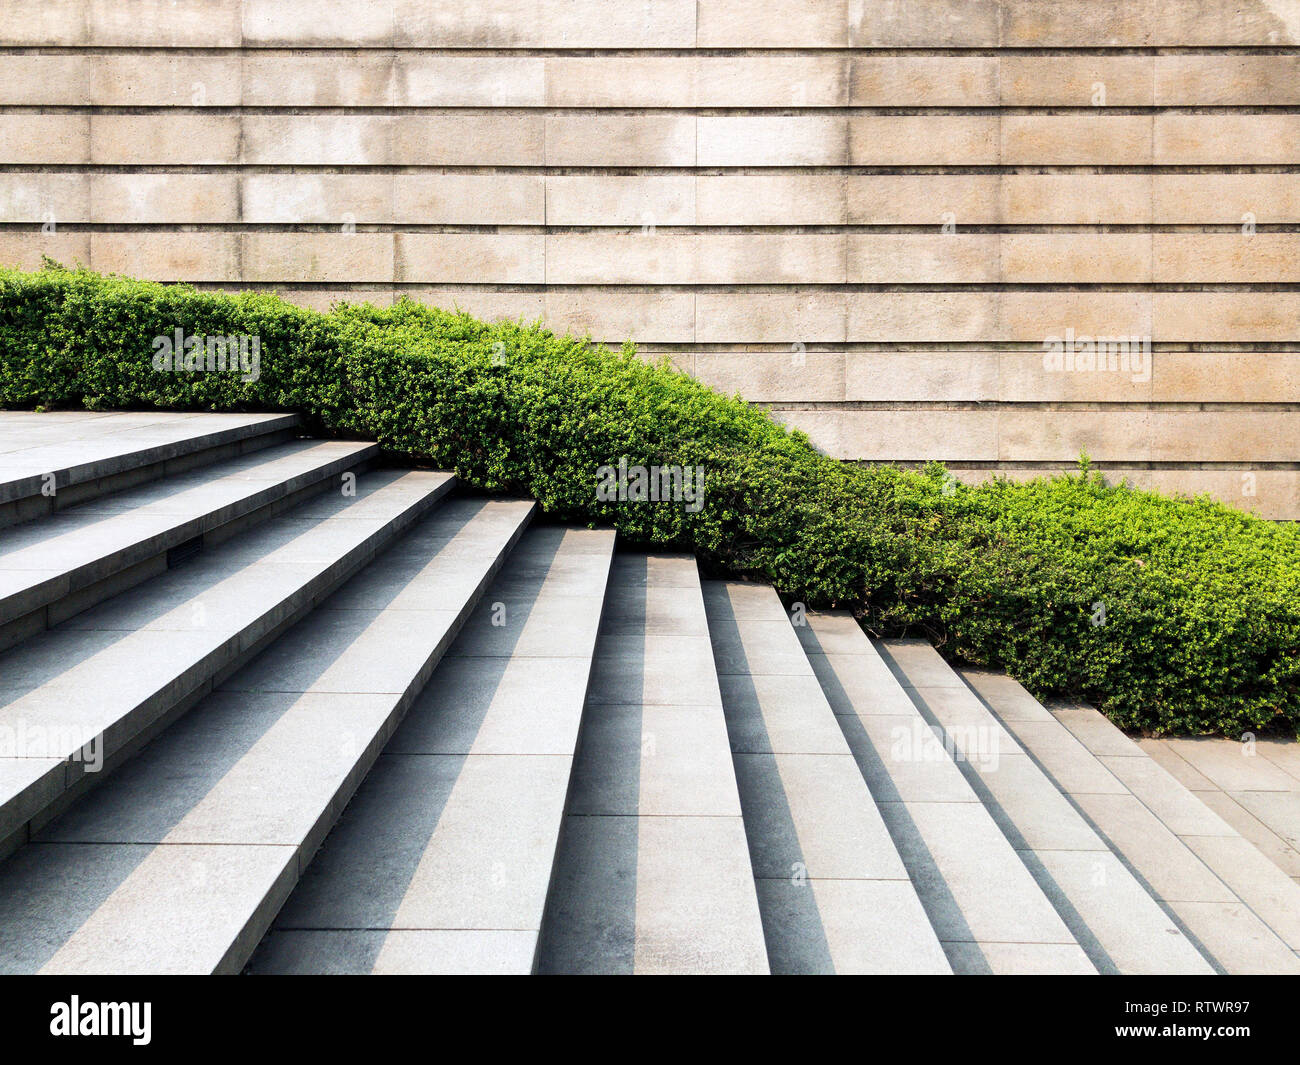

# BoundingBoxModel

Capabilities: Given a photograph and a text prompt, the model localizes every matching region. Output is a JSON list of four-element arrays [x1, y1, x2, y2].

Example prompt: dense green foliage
[[2, 265, 1298, 737]]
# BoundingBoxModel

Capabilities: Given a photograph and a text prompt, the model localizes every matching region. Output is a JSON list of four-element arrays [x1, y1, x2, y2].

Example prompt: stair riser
[[0, 424, 297, 529]]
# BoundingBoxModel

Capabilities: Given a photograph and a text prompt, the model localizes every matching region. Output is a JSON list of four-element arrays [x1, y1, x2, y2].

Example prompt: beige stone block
[[698, 116, 845, 166], [242, 0, 393, 44], [850, 116, 998, 165], [998, 350, 1153, 403], [0, 1, 89, 46], [698, 0, 850, 46], [692, 351, 845, 403], [847, 175, 999, 225], [845, 351, 999, 402], [0, 56, 88, 104], [547, 176, 694, 226], [696, 291, 845, 343], [998, 410, 1152, 463], [396, 234, 543, 284], [1156, 56, 1300, 105], [393, 115, 544, 166], [242, 233, 395, 284], [242, 174, 392, 225], [90, 0, 240, 46], [92, 174, 239, 223], [93, 114, 238, 164], [394, 0, 695, 48], [0, 232, 91, 272], [1152, 353, 1300, 403], [243, 53, 395, 107], [769, 410, 844, 457], [0, 174, 90, 223], [397, 56, 545, 106], [850, 56, 996, 105], [547, 114, 694, 166], [545, 57, 698, 108], [851, 0, 998, 46], [1155, 174, 1300, 224], [1001, 234, 1153, 284], [1128, 470, 1299, 519], [544, 288, 695, 343], [404, 288, 545, 324], [999, 55, 1154, 106], [396, 174, 543, 224], [1155, 2, 1300, 46], [848, 234, 997, 284], [242, 115, 389, 165], [546, 234, 698, 285], [0, 115, 90, 164], [636, 350, 694, 376], [698, 234, 846, 285], [698, 175, 843, 225], [1000, 0, 1154, 46], [1155, 234, 1300, 283], [91, 54, 240, 107], [846, 292, 998, 343], [1001, 174, 1153, 225], [1002, 115, 1152, 165], [699, 55, 849, 107], [1155, 293, 1300, 342], [1156, 115, 1300, 164], [91, 232, 239, 281], [1001, 292, 1153, 342], [832, 411, 999, 462], [1151, 412, 1300, 463]]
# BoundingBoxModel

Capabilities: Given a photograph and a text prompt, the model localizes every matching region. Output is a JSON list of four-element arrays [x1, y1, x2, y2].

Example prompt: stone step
[[0, 467, 454, 858], [536, 552, 769, 975], [0, 496, 534, 974], [702, 583, 950, 974], [0, 438, 377, 648], [0, 412, 298, 528], [249, 523, 614, 975], [969, 678, 1300, 975], [801, 616, 1095, 974], [876, 643, 1213, 974]]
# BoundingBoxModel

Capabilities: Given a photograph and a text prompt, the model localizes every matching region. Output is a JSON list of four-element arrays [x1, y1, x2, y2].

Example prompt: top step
[[0, 412, 298, 526]]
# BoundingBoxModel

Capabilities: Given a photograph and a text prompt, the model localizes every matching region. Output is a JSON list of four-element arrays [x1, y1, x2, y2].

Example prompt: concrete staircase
[[0, 412, 1296, 975]]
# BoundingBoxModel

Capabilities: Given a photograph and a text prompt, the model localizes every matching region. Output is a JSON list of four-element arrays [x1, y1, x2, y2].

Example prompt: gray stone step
[[702, 583, 950, 974], [0, 438, 377, 646], [0, 412, 298, 527], [875, 642, 1212, 974], [536, 552, 769, 974], [0, 467, 454, 858], [249, 523, 614, 975], [969, 679, 1300, 975], [0, 496, 535, 975], [800, 615, 1096, 974]]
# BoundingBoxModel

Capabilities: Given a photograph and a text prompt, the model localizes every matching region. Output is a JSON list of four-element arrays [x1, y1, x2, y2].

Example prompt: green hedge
[[3, 264, 1298, 737]]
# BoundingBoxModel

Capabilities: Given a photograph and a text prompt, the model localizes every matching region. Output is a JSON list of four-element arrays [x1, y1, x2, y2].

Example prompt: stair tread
[[0, 496, 534, 974], [988, 688, 1300, 974], [0, 412, 297, 503], [0, 468, 454, 849], [0, 439, 376, 627], [704, 582, 949, 974], [536, 553, 769, 975]]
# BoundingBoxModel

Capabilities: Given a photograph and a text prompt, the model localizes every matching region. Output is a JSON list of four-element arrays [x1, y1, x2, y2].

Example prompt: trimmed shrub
[[2, 265, 1297, 737]]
